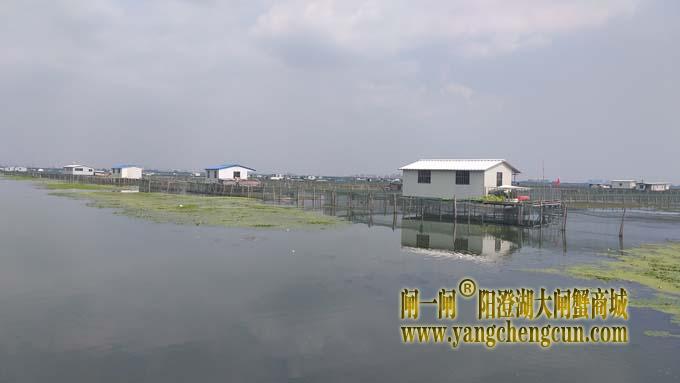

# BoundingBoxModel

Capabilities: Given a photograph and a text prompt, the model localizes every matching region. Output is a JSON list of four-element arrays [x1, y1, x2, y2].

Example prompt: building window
[[456, 170, 470, 185], [233, 171, 241, 179], [496, 172, 503, 187], [75, 168, 83, 172], [417, 170, 431, 184]]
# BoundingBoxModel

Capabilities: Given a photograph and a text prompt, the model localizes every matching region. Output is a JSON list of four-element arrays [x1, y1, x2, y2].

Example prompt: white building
[[6, 166, 28, 172], [63, 164, 94, 176], [205, 164, 255, 181], [399, 159, 521, 199], [111, 164, 143, 179], [636, 182, 671, 192], [610, 180, 637, 189]]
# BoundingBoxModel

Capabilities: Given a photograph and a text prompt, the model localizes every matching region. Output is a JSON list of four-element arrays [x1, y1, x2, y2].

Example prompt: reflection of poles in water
[[562, 230, 567, 254], [384, 193, 388, 215], [466, 200, 471, 234], [392, 208, 397, 231], [561, 204, 568, 232], [619, 207, 626, 239], [467, 202, 471, 225], [366, 192, 373, 227], [618, 236, 624, 255]]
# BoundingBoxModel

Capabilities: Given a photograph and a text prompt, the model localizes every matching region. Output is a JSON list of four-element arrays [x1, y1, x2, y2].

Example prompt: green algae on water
[[43, 182, 118, 191], [0, 174, 36, 181], [564, 243, 680, 296], [2, 174, 121, 191], [643, 330, 680, 338], [3, 175, 342, 229], [531, 242, 680, 327], [54, 190, 342, 229]]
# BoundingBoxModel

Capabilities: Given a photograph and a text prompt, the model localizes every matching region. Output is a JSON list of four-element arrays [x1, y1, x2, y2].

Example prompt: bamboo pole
[[619, 208, 626, 239]]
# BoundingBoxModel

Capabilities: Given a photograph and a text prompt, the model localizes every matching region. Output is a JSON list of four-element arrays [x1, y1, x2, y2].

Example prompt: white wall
[[206, 166, 251, 180], [63, 167, 94, 176], [402, 169, 485, 199], [483, 163, 514, 190], [113, 167, 143, 179], [611, 181, 637, 189], [402, 163, 517, 199], [648, 184, 670, 192]]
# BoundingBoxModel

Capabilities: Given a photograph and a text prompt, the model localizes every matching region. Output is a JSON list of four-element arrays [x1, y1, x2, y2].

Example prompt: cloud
[[443, 82, 474, 100], [253, 0, 640, 58], [2, 0, 678, 181]]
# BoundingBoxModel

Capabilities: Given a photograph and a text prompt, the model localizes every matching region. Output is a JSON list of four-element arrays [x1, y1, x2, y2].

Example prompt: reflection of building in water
[[400, 219, 521, 258]]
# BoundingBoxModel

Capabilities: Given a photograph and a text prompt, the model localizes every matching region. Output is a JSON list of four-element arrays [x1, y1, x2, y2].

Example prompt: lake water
[[1, 179, 679, 382]]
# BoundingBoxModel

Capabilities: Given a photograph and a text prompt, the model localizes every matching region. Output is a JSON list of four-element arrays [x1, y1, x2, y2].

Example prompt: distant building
[[610, 180, 637, 189], [636, 182, 671, 192], [589, 183, 611, 189], [1, 166, 27, 172], [111, 164, 143, 179], [205, 164, 255, 181], [399, 159, 521, 199], [63, 164, 94, 176]]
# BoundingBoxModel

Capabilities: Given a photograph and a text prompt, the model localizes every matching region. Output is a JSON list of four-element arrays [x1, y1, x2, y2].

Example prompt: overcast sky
[[1, 0, 678, 181]]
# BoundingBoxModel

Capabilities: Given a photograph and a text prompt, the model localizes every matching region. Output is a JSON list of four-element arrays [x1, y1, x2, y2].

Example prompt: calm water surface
[[1, 179, 679, 382]]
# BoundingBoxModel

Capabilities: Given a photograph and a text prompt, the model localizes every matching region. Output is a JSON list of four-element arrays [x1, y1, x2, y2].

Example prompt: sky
[[1, 0, 678, 181]]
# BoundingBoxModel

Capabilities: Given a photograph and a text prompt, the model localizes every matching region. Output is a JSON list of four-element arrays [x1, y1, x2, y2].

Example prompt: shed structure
[[399, 159, 521, 199]]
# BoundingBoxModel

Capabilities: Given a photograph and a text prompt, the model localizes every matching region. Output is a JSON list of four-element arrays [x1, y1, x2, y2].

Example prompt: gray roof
[[205, 163, 256, 171], [399, 159, 520, 173]]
